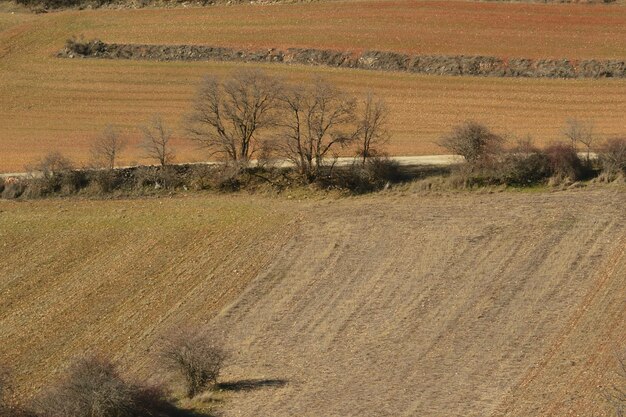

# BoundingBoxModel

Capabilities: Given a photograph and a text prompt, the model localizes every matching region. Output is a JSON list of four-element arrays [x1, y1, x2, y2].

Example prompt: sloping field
[[0, 188, 625, 414], [0, 195, 298, 400], [0, 0, 625, 172], [211, 188, 626, 416]]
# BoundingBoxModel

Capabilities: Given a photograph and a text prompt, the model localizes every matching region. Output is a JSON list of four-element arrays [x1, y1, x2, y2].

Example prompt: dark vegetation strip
[[59, 40, 626, 79]]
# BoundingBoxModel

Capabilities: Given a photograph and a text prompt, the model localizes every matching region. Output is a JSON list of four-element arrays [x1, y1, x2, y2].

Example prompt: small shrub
[[187, 164, 215, 191], [543, 143, 585, 181], [599, 137, 626, 179], [366, 156, 403, 184], [22, 152, 76, 197], [133, 166, 181, 190], [446, 157, 511, 188], [1, 178, 26, 199], [438, 121, 504, 164], [58, 170, 89, 195], [28, 152, 74, 179], [497, 151, 552, 186], [328, 165, 376, 194], [31, 355, 169, 417], [317, 157, 403, 194], [215, 165, 242, 192], [159, 327, 226, 398], [89, 169, 121, 194]]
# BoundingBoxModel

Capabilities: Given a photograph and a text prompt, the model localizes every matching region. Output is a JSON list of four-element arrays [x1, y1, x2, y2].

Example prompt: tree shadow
[[216, 379, 288, 392]]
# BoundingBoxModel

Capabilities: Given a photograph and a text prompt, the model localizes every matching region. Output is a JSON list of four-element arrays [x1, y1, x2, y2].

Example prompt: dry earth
[[0, 195, 299, 402], [0, 0, 625, 172], [211, 188, 626, 417], [0, 187, 625, 415]]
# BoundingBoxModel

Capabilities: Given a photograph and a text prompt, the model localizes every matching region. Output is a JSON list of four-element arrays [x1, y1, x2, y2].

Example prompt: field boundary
[[59, 40, 626, 79]]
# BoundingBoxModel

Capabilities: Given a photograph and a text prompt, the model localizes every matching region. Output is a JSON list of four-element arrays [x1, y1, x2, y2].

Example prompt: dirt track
[[212, 189, 626, 417]]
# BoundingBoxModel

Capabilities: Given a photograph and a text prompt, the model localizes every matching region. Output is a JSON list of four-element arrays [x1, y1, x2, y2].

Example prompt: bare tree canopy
[[563, 118, 594, 159], [438, 121, 504, 163], [27, 151, 74, 178], [278, 78, 356, 179], [90, 124, 126, 169], [355, 93, 389, 165], [140, 115, 175, 167], [186, 69, 283, 164]]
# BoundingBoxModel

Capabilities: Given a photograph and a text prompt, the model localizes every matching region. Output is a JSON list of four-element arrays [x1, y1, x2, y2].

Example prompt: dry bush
[[0, 177, 26, 199], [543, 143, 585, 181], [89, 169, 122, 194], [598, 137, 626, 179], [132, 166, 181, 190], [23, 152, 78, 197], [366, 156, 403, 183], [497, 152, 552, 186], [318, 156, 402, 194], [27, 151, 74, 179], [159, 327, 226, 398], [438, 121, 505, 164], [215, 164, 244, 192], [187, 164, 216, 190], [31, 355, 170, 417], [447, 160, 503, 188], [496, 139, 552, 186]]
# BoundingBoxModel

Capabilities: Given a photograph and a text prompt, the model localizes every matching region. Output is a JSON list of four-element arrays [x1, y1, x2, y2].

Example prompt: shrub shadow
[[216, 379, 288, 392]]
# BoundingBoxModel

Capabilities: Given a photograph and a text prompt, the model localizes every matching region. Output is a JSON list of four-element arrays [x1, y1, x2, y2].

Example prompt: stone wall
[[59, 40, 626, 79]]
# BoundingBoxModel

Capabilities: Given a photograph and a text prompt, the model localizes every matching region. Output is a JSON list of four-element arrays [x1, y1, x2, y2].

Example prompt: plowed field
[[213, 188, 626, 417], [1, 188, 624, 416], [0, 195, 298, 400], [1, 1, 625, 172]]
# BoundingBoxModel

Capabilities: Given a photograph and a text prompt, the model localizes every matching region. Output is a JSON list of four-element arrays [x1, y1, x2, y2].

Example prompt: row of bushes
[[452, 143, 593, 188], [0, 327, 226, 417], [1, 134, 624, 199], [0, 155, 406, 199], [438, 121, 626, 188]]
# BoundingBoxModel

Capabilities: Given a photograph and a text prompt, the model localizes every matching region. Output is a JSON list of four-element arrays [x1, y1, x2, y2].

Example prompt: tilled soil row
[[59, 39, 626, 78]]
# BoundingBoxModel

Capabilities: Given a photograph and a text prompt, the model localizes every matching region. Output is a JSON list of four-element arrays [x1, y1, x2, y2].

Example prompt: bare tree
[[438, 121, 504, 164], [564, 118, 594, 160], [185, 69, 283, 164], [90, 124, 126, 169], [278, 78, 356, 179], [355, 93, 389, 165], [140, 115, 175, 167]]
